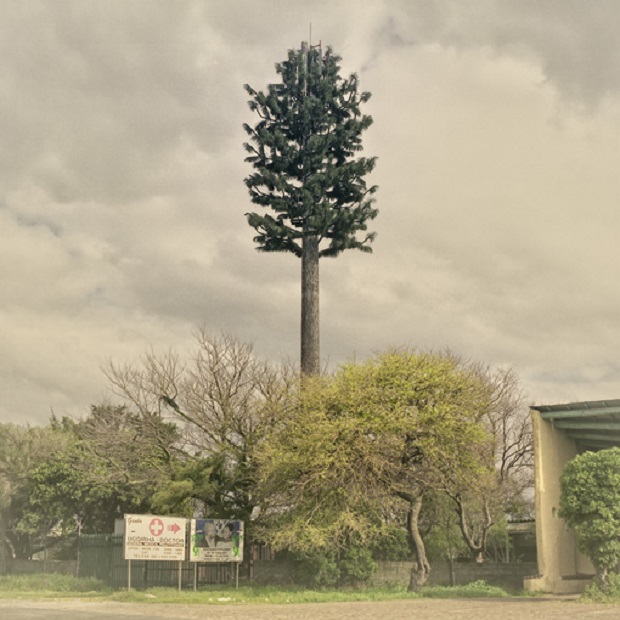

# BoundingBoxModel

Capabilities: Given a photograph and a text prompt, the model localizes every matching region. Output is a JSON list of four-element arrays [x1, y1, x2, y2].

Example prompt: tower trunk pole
[[301, 233, 320, 375]]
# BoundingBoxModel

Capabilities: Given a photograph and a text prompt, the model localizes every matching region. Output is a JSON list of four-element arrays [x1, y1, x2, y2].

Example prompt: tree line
[[0, 330, 533, 589]]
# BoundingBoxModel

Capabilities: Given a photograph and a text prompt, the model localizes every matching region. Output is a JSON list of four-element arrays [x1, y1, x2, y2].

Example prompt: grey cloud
[[0, 0, 619, 425], [380, 0, 620, 109], [0, 1, 244, 204]]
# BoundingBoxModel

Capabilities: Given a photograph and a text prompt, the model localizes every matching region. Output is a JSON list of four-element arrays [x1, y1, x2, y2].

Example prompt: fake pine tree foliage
[[243, 43, 378, 375]]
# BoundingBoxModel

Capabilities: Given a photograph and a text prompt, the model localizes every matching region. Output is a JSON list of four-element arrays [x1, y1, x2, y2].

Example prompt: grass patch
[[109, 584, 423, 605], [107, 581, 511, 604], [0, 573, 110, 599], [0, 576, 512, 604], [419, 580, 509, 599]]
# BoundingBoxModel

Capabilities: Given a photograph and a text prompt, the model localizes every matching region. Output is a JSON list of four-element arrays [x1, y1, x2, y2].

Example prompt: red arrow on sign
[[168, 523, 181, 534]]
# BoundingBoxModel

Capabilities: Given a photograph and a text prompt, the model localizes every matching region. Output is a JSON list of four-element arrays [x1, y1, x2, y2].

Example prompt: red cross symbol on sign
[[149, 518, 164, 536]]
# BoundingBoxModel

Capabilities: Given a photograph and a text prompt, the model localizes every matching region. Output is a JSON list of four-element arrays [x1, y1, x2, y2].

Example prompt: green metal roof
[[532, 399, 620, 450]]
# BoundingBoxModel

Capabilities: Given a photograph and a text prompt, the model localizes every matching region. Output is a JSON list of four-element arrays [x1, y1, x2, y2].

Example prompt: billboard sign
[[124, 514, 187, 561], [189, 519, 244, 563]]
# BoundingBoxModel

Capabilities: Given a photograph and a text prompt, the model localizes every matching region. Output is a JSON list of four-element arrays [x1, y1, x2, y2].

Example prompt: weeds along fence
[[78, 534, 233, 589]]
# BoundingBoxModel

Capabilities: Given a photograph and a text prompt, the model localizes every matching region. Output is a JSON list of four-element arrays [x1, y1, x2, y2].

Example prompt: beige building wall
[[524, 410, 594, 593]]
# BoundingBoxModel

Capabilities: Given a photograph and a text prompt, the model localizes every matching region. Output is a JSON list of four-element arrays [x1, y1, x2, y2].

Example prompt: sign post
[[124, 514, 187, 589], [189, 519, 244, 563], [189, 519, 244, 589]]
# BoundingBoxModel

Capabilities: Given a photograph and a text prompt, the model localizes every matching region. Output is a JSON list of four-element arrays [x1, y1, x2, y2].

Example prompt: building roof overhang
[[531, 399, 620, 450]]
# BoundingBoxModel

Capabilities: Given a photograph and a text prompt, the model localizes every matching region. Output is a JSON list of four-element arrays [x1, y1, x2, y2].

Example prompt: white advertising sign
[[189, 519, 244, 563], [124, 514, 187, 561]]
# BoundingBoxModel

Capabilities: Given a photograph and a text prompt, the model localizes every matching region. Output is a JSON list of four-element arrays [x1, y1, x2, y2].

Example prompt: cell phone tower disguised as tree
[[243, 41, 378, 375]]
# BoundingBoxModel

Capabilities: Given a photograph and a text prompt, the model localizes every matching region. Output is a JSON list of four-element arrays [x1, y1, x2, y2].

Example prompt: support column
[[524, 410, 584, 593]]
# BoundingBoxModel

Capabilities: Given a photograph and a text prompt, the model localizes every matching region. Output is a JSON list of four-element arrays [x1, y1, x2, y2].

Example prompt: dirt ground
[[1, 598, 620, 620]]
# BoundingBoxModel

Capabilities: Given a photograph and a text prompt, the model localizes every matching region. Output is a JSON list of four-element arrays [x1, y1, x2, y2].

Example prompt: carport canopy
[[532, 399, 620, 451]]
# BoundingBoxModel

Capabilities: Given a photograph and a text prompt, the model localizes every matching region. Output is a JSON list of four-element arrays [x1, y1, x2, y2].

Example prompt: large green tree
[[559, 447, 620, 587], [25, 405, 179, 540], [0, 406, 180, 565], [243, 42, 378, 375], [0, 422, 70, 562]]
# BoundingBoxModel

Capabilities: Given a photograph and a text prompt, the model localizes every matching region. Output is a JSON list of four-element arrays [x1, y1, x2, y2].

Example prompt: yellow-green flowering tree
[[257, 349, 492, 590]]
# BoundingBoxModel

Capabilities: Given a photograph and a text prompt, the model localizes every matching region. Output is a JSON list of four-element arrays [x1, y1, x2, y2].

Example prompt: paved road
[[1, 598, 619, 620]]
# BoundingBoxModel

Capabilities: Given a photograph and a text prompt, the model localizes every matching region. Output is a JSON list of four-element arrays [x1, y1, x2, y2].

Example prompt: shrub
[[339, 547, 377, 585], [559, 448, 620, 582], [582, 573, 620, 603], [369, 526, 410, 561], [292, 549, 340, 588], [291, 545, 377, 588]]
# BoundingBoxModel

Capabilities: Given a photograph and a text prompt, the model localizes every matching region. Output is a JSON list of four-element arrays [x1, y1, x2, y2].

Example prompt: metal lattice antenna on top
[[309, 24, 323, 57], [299, 37, 324, 97]]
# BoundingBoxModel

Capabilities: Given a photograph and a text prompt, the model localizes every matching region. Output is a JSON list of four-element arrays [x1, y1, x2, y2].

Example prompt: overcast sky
[[1, 0, 619, 426]]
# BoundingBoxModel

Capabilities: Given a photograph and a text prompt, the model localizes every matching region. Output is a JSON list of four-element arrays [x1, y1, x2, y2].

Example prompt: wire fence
[[78, 534, 234, 588]]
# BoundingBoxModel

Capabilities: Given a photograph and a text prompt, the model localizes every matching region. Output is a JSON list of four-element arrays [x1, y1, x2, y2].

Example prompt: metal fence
[[78, 534, 234, 589]]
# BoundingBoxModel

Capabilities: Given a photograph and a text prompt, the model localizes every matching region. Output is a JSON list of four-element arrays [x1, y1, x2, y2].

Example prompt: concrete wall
[[523, 410, 595, 594], [252, 559, 537, 592], [372, 561, 537, 592], [6, 557, 537, 592]]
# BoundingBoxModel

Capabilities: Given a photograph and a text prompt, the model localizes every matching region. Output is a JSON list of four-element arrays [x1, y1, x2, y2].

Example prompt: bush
[[291, 546, 377, 588], [292, 550, 340, 588], [339, 547, 377, 585], [559, 448, 620, 575], [369, 527, 410, 561], [582, 573, 620, 603]]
